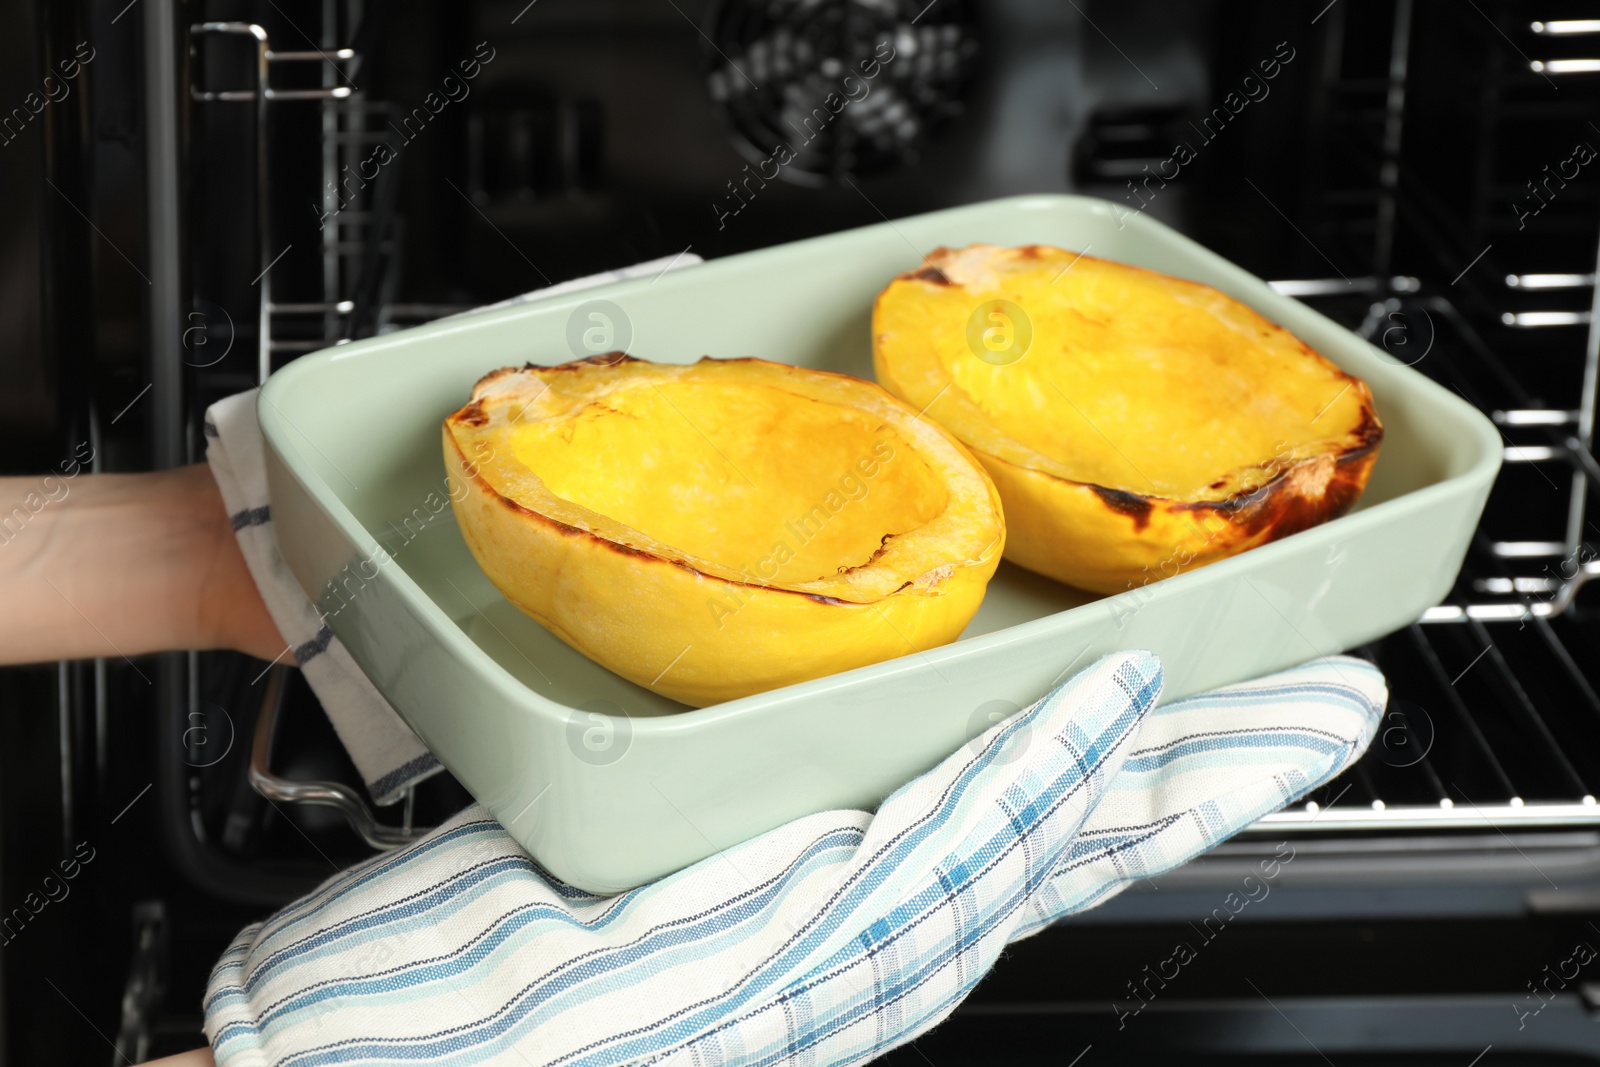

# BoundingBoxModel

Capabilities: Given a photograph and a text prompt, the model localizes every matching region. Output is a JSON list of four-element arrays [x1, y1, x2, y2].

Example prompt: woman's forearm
[[0, 464, 286, 665], [146, 1046, 215, 1066]]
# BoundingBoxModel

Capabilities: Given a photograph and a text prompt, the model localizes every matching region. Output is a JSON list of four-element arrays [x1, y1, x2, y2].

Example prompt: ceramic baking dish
[[260, 194, 1501, 893]]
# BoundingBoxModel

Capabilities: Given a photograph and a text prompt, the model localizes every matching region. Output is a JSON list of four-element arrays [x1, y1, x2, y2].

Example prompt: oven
[[4, 0, 1600, 1061]]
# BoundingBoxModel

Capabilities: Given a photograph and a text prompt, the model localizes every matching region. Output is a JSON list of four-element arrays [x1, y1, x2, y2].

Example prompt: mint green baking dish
[[260, 194, 1501, 893]]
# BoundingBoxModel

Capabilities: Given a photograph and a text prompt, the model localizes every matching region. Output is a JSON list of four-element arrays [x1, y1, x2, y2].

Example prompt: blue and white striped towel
[[203, 652, 1384, 1066]]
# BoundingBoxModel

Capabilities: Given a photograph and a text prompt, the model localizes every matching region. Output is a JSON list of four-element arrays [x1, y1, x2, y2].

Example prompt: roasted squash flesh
[[873, 244, 1382, 594], [444, 355, 1005, 707], [506, 381, 949, 586]]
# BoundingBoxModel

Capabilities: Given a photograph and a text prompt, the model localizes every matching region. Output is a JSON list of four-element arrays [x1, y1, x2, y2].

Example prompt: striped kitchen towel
[[203, 652, 1384, 1066], [203, 253, 704, 804]]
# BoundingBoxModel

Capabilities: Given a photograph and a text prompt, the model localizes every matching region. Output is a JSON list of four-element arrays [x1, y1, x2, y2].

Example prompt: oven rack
[[1248, 265, 1600, 837], [1529, 14, 1600, 77], [187, 6, 439, 851], [189, 21, 359, 384], [1300, 1, 1600, 627], [1249, 612, 1600, 832], [189, 15, 429, 375], [1267, 267, 1600, 629]]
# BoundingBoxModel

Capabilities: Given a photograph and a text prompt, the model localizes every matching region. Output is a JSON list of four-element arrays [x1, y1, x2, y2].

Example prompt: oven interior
[[4, 0, 1600, 1061]]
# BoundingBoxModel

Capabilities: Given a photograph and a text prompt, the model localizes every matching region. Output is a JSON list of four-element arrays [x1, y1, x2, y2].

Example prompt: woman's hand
[[0, 464, 288, 665]]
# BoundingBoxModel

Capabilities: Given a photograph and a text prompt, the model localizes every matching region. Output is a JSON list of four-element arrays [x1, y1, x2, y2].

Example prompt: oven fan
[[705, 0, 979, 186]]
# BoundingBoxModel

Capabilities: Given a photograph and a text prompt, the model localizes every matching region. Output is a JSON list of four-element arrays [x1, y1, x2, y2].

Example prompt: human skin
[[1, 463, 285, 1065], [0, 464, 287, 665], [148, 1047, 215, 1066]]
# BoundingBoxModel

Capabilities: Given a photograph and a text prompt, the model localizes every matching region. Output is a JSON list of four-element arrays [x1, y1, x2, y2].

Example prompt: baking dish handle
[[249, 665, 429, 850]]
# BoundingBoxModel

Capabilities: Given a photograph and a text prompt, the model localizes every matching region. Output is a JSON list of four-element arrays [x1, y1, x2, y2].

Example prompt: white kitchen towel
[[203, 254, 704, 805], [203, 652, 1386, 1066]]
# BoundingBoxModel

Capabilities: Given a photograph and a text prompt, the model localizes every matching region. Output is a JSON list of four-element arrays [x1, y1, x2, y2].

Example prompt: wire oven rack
[[187, 4, 443, 848], [1249, 264, 1600, 837], [1228, 4, 1600, 841]]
